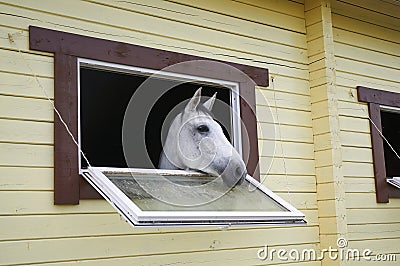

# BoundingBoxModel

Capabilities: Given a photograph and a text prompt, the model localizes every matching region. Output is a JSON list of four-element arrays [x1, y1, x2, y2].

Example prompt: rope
[[271, 76, 292, 203], [8, 32, 92, 168], [367, 111, 400, 160]]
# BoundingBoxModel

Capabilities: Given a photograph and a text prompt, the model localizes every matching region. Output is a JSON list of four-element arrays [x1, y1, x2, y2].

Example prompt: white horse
[[159, 88, 247, 187]]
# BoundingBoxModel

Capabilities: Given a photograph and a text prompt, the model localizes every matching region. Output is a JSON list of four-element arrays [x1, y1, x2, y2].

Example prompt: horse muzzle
[[213, 156, 247, 188]]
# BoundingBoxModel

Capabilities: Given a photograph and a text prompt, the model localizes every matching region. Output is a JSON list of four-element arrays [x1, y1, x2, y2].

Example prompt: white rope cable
[[271, 76, 292, 204], [367, 114, 400, 160], [8, 32, 92, 168]]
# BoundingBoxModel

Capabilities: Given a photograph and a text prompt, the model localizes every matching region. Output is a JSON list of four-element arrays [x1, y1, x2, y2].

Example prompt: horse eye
[[197, 125, 209, 133]]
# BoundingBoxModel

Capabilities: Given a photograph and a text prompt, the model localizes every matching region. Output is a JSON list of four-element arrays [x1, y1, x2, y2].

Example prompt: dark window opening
[[80, 67, 233, 169], [381, 110, 400, 178]]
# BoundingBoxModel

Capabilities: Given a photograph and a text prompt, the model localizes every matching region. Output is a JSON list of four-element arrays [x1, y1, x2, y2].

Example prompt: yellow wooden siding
[[331, 0, 400, 261], [305, 2, 349, 265], [0, 0, 318, 265]]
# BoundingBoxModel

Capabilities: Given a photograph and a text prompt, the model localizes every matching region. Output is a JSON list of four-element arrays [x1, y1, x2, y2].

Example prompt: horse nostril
[[235, 166, 243, 178], [235, 166, 247, 178], [235, 167, 246, 186]]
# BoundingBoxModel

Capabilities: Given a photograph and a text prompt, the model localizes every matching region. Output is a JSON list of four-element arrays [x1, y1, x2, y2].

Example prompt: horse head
[[159, 87, 247, 187]]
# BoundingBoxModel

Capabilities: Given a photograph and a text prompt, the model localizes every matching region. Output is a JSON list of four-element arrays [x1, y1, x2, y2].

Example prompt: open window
[[357, 86, 400, 203], [29, 26, 305, 226], [78, 59, 304, 226], [78, 59, 241, 170], [83, 167, 304, 226]]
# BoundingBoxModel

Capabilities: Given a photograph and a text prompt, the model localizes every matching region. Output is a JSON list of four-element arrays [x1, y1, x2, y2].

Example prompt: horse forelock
[[196, 105, 215, 119], [180, 104, 215, 123]]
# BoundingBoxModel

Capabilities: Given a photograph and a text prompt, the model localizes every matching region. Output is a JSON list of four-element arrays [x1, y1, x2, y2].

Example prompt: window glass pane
[[104, 172, 287, 212]]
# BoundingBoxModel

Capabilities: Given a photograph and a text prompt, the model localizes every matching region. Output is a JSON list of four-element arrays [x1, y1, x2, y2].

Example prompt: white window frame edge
[[380, 105, 400, 114], [77, 58, 242, 174], [387, 177, 400, 189], [82, 167, 305, 227], [380, 104, 400, 189]]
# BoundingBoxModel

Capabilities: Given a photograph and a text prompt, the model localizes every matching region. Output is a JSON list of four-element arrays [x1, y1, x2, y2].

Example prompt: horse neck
[[159, 113, 184, 169]]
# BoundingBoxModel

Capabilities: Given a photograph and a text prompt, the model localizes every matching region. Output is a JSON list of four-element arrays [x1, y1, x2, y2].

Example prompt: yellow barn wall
[[331, 0, 400, 262], [0, 0, 320, 265], [2, 0, 398, 265], [306, 0, 399, 265]]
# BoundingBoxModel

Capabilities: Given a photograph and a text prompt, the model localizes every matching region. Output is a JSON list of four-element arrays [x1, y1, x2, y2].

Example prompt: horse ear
[[203, 92, 217, 111], [185, 87, 202, 112]]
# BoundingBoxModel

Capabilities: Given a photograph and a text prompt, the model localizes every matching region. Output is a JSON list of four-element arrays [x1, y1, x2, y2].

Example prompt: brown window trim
[[29, 26, 268, 205], [357, 86, 400, 203]]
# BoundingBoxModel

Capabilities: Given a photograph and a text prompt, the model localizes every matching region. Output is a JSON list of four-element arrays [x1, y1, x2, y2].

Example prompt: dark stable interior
[[80, 67, 232, 169], [381, 110, 400, 177]]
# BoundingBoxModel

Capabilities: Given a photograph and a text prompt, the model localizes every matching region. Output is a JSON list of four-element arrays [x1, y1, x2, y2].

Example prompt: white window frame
[[77, 58, 305, 227], [388, 177, 400, 189], [83, 167, 305, 227]]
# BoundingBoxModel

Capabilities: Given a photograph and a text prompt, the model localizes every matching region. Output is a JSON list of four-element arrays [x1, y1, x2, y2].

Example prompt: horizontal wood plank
[[348, 238, 400, 255], [262, 175, 316, 193], [0, 5, 308, 79], [258, 75, 310, 96], [2, 2, 308, 66], [3, 244, 323, 266], [0, 95, 53, 122], [0, 48, 53, 78], [0, 166, 53, 191], [90, 0, 307, 48], [339, 116, 370, 133], [344, 177, 375, 193], [312, 116, 331, 135], [333, 28, 399, 59], [0, 191, 113, 215], [260, 156, 315, 176], [336, 57, 400, 84], [167, 0, 307, 33], [342, 147, 373, 163], [346, 193, 400, 209], [256, 105, 312, 127], [340, 131, 372, 148], [258, 140, 314, 159], [0, 119, 53, 144], [348, 223, 400, 240], [332, 13, 400, 43], [342, 0, 400, 19], [257, 89, 311, 111], [332, 0, 400, 31], [337, 101, 369, 118], [257, 122, 313, 143], [342, 162, 374, 178], [347, 208, 400, 224], [9, 245, 321, 266], [334, 43, 400, 70], [0, 143, 53, 167], [0, 71, 54, 99], [276, 192, 317, 210], [0, 226, 319, 265]]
